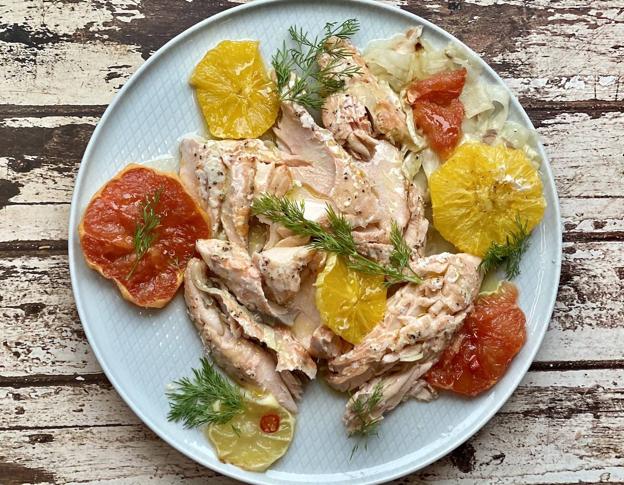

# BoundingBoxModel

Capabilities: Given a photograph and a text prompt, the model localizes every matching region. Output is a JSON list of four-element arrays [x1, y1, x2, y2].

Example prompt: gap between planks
[[0, 373, 110, 388], [1, 227, 622, 257], [1, 101, 622, 121], [2, 358, 624, 390]]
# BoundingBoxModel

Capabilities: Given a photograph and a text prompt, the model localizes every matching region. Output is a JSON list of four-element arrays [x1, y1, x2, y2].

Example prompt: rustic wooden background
[[1, 0, 623, 483]]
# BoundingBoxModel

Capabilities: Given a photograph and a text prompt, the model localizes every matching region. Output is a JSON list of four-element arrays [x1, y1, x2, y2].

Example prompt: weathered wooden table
[[1, 0, 623, 483]]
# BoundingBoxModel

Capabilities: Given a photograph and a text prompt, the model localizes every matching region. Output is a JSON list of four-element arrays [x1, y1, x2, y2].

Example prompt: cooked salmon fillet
[[184, 259, 299, 413]]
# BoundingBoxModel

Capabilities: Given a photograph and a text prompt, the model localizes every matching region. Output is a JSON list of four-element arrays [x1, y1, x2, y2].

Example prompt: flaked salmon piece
[[354, 241, 393, 265], [403, 182, 429, 256], [252, 161, 274, 200], [365, 141, 409, 231], [280, 370, 304, 402], [274, 234, 310, 248], [354, 178, 427, 261], [343, 364, 437, 434], [319, 37, 412, 158], [184, 259, 297, 413], [253, 163, 293, 200], [263, 228, 310, 251], [179, 137, 287, 247], [289, 256, 325, 351], [321, 93, 378, 160], [309, 326, 352, 360], [252, 246, 315, 305], [252, 162, 298, 251], [274, 100, 380, 229], [221, 156, 255, 248], [196, 239, 295, 325], [200, 278, 316, 379], [351, 139, 409, 244], [326, 253, 482, 392], [179, 137, 227, 236]]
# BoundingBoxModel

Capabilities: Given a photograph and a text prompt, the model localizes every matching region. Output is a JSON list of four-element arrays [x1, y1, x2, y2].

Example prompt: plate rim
[[68, 0, 562, 483]]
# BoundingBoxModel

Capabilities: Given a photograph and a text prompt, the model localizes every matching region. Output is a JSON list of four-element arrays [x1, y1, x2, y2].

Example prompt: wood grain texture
[[1, 243, 622, 376], [1, 0, 622, 106], [1, 111, 623, 242], [0, 369, 622, 484], [1, 0, 623, 483]]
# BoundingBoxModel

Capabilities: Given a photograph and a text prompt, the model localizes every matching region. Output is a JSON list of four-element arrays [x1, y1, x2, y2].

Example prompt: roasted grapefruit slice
[[79, 164, 210, 308], [425, 282, 526, 396]]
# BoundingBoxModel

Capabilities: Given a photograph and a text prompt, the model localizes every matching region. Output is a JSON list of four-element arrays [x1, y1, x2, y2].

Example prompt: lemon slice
[[190, 40, 279, 139], [315, 254, 387, 345], [206, 392, 294, 472], [429, 143, 546, 257]]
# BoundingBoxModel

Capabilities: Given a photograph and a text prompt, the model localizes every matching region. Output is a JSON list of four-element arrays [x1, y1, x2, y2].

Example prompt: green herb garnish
[[389, 221, 413, 275], [350, 381, 384, 437], [251, 194, 421, 285], [479, 216, 530, 279], [349, 381, 384, 458], [272, 19, 362, 110], [166, 357, 245, 428], [126, 187, 163, 279]]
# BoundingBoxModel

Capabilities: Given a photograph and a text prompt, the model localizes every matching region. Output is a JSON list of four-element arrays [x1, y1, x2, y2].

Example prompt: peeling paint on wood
[[1, 239, 622, 379], [1, 0, 623, 482], [538, 112, 624, 198], [0, 255, 100, 376], [561, 197, 624, 239], [0, 369, 622, 484], [0, 111, 622, 215], [0, 205, 70, 241], [0, 0, 622, 105]]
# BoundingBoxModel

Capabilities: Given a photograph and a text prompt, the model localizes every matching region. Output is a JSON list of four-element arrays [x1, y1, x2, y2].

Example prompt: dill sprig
[[350, 381, 384, 437], [272, 18, 362, 110], [166, 357, 245, 428], [389, 221, 412, 274], [479, 216, 531, 279], [349, 381, 384, 458], [251, 194, 421, 286], [126, 187, 163, 279]]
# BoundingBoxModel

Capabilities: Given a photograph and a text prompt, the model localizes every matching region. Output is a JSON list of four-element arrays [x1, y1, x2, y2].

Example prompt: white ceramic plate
[[68, 1, 562, 483]]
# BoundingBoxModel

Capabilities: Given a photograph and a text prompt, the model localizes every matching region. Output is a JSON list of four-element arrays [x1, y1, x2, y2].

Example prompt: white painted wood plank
[[0, 255, 101, 376], [0, 0, 145, 33], [1, 368, 622, 484], [0, 240, 622, 378], [536, 241, 624, 362], [0, 0, 621, 105], [0, 204, 69, 242], [1, 111, 623, 242], [538, 111, 624, 198], [0, 384, 139, 429], [0, 40, 143, 105], [561, 196, 624, 236]]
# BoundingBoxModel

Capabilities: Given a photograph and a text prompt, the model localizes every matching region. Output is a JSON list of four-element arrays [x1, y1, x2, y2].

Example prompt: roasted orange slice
[[79, 164, 211, 308], [315, 255, 387, 345], [190, 40, 279, 139], [429, 143, 545, 257]]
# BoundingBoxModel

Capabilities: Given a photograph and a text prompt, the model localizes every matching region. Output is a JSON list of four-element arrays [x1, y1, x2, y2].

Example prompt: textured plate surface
[[68, 1, 562, 483]]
